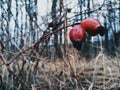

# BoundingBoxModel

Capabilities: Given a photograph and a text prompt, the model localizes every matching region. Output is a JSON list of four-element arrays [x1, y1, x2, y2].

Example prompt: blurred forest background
[[0, 0, 120, 90]]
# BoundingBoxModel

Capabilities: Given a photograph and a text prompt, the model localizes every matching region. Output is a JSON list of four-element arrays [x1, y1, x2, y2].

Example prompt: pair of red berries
[[69, 18, 106, 50]]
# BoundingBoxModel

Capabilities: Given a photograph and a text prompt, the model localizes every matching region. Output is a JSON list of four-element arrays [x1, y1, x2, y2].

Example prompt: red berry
[[81, 18, 101, 36], [69, 25, 86, 42], [69, 25, 86, 50]]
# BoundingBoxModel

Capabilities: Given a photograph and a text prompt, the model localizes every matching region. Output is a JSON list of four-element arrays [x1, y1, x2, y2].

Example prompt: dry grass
[[0, 49, 120, 90]]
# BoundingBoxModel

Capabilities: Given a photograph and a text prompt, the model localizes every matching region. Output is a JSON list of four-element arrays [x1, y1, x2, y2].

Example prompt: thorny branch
[[62, 2, 83, 90], [6, 22, 78, 66]]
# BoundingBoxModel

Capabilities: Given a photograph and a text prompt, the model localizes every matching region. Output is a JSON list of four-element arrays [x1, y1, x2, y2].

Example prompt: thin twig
[[62, 3, 83, 90], [99, 35, 106, 90], [0, 53, 30, 90]]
